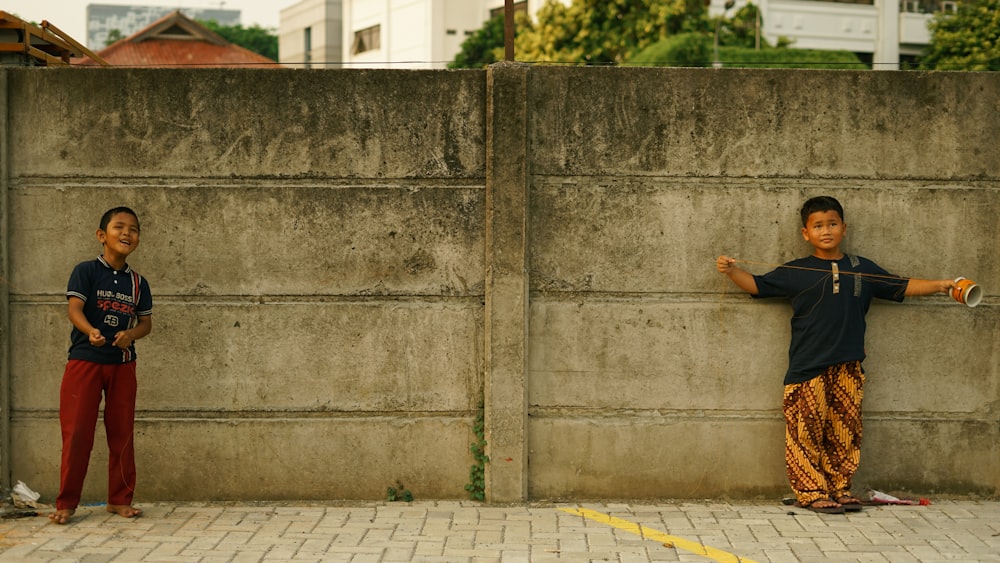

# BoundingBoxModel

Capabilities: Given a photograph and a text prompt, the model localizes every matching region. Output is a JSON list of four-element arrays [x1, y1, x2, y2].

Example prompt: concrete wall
[[1, 65, 997, 504]]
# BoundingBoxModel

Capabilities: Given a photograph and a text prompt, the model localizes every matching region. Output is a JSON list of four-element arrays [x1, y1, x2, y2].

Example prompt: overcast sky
[[3, 0, 297, 46]]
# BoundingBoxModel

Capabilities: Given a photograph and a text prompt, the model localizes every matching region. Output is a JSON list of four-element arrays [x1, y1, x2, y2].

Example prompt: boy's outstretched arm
[[717, 255, 759, 295], [904, 278, 954, 297]]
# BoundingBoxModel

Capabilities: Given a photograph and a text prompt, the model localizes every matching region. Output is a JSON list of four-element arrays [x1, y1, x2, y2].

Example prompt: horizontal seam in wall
[[530, 174, 1000, 185], [527, 408, 990, 422], [7, 177, 487, 188], [8, 294, 486, 305], [12, 410, 474, 421]]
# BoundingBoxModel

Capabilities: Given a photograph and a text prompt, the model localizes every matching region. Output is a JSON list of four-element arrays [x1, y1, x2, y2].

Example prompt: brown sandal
[[795, 499, 845, 514], [836, 496, 864, 512]]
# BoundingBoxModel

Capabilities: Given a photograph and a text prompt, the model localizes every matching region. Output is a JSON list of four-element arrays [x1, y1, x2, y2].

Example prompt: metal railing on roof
[[0, 11, 109, 66]]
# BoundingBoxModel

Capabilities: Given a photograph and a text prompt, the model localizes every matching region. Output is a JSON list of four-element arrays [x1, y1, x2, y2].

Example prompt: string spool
[[950, 277, 981, 308]]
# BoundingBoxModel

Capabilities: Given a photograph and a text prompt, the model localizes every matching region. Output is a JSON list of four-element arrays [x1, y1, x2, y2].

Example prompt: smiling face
[[97, 211, 141, 264], [801, 209, 846, 259]]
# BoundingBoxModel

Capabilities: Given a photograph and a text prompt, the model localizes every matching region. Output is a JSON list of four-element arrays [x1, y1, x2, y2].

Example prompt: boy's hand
[[717, 255, 737, 274], [88, 328, 106, 347], [715, 255, 760, 295], [112, 330, 133, 350]]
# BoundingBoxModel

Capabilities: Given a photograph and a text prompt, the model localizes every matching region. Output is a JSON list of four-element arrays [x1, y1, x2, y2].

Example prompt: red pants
[[57, 359, 137, 510]]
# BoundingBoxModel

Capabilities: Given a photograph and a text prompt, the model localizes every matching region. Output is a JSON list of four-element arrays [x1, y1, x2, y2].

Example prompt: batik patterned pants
[[783, 360, 864, 506]]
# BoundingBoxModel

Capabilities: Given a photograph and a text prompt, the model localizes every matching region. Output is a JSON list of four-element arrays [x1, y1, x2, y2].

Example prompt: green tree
[[449, 13, 507, 68], [919, 0, 1000, 71], [720, 2, 761, 49], [199, 20, 278, 61], [515, 0, 709, 64], [627, 32, 711, 66], [105, 29, 124, 46], [629, 32, 864, 68]]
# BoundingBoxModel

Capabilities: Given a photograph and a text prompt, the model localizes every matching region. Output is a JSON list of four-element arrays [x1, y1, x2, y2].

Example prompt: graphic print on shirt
[[97, 289, 137, 322]]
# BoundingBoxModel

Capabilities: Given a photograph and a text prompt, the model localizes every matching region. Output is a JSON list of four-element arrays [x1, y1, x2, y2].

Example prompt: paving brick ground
[[1, 499, 999, 562]]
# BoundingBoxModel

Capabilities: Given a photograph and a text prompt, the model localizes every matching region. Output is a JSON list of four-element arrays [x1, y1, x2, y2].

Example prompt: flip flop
[[836, 496, 864, 512], [794, 500, 845, 514]]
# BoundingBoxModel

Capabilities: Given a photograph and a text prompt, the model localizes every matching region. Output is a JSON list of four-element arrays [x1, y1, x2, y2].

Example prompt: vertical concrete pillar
[[483, 61, 529, 502], [0, 69, 10, 488]]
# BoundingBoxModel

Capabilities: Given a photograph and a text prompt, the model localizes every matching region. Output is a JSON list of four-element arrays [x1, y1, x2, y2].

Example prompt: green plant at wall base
[[387, 481, 413, 502], [465, 407, 489, 501]]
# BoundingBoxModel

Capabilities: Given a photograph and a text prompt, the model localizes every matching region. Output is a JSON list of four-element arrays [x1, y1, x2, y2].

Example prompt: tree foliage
[[514, 0, 709, 64], [627, 32, 711, 66], [105, 29, 124, 46], [629, 32, 865, 69], [199, 20, 278, 61], [919, 0, 1000, 71], [720, 3, 762, 49], [715, 45, 866, 69], [449, 13, 507, 69]]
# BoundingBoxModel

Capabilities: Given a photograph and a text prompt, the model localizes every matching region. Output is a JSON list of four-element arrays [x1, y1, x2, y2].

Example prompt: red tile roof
[[75, 10, 277, 68]]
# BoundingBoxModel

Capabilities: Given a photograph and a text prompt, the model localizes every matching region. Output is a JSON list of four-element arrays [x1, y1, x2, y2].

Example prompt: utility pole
[[504, 0, 514, 61], [713, 0, 736, 69]]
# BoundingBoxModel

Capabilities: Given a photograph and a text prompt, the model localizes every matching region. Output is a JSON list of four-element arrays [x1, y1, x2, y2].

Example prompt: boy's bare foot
[[106, 504, 143, 518], [48, 508, 75, 525]]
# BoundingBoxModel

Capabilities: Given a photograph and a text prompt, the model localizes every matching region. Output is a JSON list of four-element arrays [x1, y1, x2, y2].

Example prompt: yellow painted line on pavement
[[560, 507, 759, 563]]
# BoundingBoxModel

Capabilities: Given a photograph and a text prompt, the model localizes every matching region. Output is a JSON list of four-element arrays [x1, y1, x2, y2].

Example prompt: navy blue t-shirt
[[752, 255, 907, 385], [66, 256, 153, 364]]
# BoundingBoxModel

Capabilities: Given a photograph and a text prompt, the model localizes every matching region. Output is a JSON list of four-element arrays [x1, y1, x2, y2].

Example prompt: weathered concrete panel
[[9, 183, 485, 297], [863, 305, 999, 415], [856, 419, 1000, 495], [8, 69, 485, 179], [12, 302, 481, 413], [530, 181, 999, 295], [528, 417, 999, 499], [529, 299, 995, 414], [528, 300, 999, 496], [13, 417, 471, 501], [529, 300, 787, 412], [528, 418, 786, 499], [528, 67, 1000, 179]]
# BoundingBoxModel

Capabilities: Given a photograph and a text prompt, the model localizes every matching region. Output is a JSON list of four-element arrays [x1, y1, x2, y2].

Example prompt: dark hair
[[99, 207, 140, 231], [800, 196, 844, 226]]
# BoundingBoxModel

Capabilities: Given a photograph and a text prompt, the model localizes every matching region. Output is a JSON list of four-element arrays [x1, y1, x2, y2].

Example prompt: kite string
[[716, 256, 911, 325], [731, 258, 911, 285]]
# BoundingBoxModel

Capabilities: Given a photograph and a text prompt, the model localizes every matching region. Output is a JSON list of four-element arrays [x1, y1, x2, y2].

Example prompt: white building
[[279, 0, 952, 70], [709, 0, 956, 69], [279, 0, 562, 69], [342, 0, 535, 69], [279, 0, 343, 68]]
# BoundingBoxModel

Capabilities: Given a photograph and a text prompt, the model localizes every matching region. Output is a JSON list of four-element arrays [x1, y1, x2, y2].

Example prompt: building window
[[352, 24, 380, 55], [304, 26, 312, 68]]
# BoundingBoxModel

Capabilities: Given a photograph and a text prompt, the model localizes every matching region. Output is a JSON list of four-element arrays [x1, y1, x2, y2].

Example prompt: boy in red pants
[[50, 207, 153, 524]]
